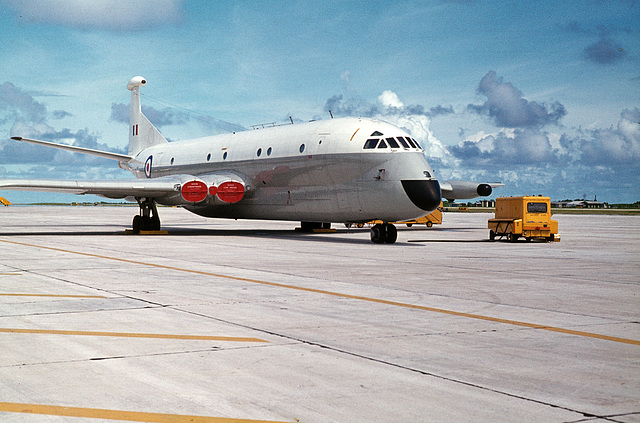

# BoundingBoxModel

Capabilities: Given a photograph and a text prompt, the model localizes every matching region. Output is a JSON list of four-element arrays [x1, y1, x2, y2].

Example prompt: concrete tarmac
[[0, 206, 638, 422]]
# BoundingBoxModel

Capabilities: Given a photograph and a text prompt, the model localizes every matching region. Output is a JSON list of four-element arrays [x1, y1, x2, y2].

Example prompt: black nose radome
[[401, 179, 442, 212]]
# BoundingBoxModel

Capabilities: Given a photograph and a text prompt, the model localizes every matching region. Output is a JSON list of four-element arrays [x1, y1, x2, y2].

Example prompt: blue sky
[[1, 0, 639, 203]]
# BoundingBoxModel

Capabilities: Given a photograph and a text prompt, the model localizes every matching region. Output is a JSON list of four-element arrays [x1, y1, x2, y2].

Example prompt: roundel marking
[[217, 181, 245, 203], [209, 185, 218, 196], [181, 180, 208, 203], [144, 155, 153, 178]]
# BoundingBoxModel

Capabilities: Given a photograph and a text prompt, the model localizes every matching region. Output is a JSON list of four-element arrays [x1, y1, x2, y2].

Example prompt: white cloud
[[4, 0, 183, 30]]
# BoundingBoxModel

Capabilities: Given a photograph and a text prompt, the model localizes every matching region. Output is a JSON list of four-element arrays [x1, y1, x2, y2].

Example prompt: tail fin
[[127, 76, 168, 156]]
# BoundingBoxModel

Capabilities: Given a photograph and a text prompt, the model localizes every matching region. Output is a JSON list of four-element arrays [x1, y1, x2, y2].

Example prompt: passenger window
[[386, 137, 400, 148], [371, 131, 383, 136], [377, 140, 389, 148], [363, 139, 379, 149], [396, 137, 410, 148], [405, 137, 417, 148]]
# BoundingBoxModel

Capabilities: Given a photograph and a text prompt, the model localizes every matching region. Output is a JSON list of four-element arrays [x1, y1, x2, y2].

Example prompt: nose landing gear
[[370, 223, 397, 244]]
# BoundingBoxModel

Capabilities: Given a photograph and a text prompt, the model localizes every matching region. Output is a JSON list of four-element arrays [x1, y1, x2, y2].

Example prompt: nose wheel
[[132, 198, 160, 233], [370, 223, 397, 244]]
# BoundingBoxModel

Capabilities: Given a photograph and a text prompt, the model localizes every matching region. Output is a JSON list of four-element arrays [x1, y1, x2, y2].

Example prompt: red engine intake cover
[[181, 180, 208, 203], [217, 181, 245, 203]]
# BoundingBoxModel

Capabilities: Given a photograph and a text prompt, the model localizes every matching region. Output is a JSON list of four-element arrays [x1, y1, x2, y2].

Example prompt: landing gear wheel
[[132, 198, 160, 233], [370, 223, 397, 244], [384, 224, 397, 244], [132, 215, 142, 234], [370, 224, 386, 244]]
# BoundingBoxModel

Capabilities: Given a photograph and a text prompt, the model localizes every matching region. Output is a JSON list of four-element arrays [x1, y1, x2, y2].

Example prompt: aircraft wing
[[0, 178, 181, 200]]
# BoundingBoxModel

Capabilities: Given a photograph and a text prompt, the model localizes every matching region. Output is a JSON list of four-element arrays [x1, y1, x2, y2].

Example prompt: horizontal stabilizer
[[10, 137, 134, 162]]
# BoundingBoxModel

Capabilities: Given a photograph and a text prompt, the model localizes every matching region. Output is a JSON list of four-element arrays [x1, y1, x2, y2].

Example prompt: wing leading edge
[[0, 178, 180, 200]]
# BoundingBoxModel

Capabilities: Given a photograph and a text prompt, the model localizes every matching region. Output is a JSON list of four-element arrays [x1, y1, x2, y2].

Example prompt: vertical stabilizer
[[127, 76, 168, 156]]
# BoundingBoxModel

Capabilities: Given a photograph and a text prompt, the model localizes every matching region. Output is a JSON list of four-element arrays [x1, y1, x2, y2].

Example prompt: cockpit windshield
[[363, 132, 422, 151]]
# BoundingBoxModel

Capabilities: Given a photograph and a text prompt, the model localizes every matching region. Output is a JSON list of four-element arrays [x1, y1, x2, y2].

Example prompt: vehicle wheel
[[370, 224, 386, 244], [510, 234, 519, 242], [406, 223, 413, 228], [132, 215, 142, 234], [489, 230, 496, 241], [426, 221, 433, 227], [384, 224, 397, 244]]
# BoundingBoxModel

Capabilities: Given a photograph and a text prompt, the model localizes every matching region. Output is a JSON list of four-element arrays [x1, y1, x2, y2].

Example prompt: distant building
[[552, 199, 608, 209]]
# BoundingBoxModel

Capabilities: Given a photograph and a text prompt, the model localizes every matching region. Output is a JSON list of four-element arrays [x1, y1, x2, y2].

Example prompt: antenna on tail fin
[[127, 76, 168, 156]]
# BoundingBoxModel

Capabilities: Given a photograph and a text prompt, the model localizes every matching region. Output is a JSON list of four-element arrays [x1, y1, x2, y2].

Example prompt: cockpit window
[[363, 139, 379, 149], [411, 138, 423, 150], [404, 137, 417, 148], [371, 131, 383, 136], [396, 137, 410, 148], [386, 137, 400, 148], [377, 139, 389, 148]]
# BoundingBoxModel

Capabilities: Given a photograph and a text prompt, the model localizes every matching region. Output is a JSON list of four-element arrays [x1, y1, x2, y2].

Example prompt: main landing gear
[[132, 198, 160, 233], [370, 223, 397, 244]]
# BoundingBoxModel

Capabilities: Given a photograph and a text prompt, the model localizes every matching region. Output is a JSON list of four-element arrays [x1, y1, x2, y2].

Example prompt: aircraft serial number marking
[[1, 238, 638, 346], [0, 402, 285, 423]]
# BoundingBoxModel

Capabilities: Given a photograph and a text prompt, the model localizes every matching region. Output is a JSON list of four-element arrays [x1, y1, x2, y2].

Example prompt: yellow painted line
[[0, 402, 286, 422], [0, 293, 106, 298], [1, 239, 638, 346], [0, 328, 268, 343], [0, 272, 22, 275]]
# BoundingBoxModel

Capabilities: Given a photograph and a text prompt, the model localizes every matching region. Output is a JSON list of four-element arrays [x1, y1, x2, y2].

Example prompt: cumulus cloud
[[0, 82, 125, 166], [0, 82, 48, 124], [561, 108, 640, 166], [583, 34, 628, 65], [467, 71, 567, 128], [324, 91, 456, 163], [450, 129, 559, 167], [110, 103, 189, 127], [3, 0, 183, 31]]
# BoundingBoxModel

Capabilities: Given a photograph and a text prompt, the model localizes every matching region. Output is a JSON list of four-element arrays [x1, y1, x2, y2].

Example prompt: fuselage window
[[404, 137, 417, 148], [267, 147, 272, 156], [396, 137, 410, 148], [299, 144, 305, 153], [223, 151, 228, 160], [257, 148, 262, 157], [206, 153, 211, 161], [386, 137, 400, 148], [363, 139, 379, 149], [377, 139, 389, 148], [170, 157, 175, 165], [371, 131, 383, 136]]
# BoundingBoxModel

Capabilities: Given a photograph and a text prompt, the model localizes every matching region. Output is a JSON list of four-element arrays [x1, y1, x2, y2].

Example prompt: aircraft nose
[[401, 179, 442, 212]]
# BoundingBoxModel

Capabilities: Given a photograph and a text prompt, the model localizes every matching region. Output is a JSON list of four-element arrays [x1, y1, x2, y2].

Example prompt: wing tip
[[11, 136, 22, 141]]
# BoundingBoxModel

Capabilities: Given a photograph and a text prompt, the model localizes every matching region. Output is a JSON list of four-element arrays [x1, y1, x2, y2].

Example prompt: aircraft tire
[[132, 215, 142, 234], [384, 224, 397, 244], [370, 224, 386, 244]]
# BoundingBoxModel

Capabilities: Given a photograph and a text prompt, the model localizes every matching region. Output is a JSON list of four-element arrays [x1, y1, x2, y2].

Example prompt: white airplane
[[1, 77, 501, 243]]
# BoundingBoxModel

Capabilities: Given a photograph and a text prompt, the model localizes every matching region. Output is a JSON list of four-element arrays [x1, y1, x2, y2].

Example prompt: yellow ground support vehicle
[[368, 203, 443, 228], [0, 197, 10, 206], [488, 196, 559, 242]]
